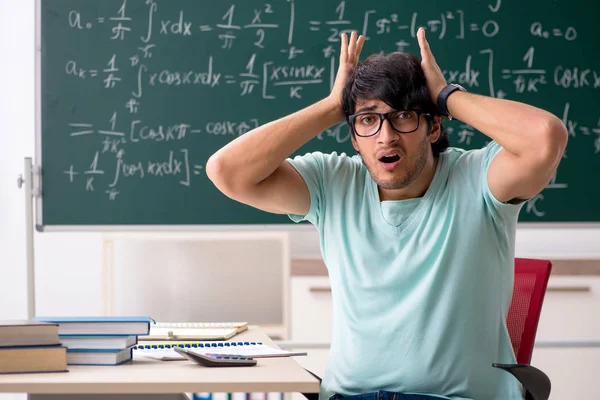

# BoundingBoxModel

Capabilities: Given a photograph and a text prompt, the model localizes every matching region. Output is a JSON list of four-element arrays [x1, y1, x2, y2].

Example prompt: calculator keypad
[[210, 354, 252, 361]]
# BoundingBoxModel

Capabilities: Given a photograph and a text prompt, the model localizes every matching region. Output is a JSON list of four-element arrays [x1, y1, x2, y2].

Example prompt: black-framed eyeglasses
[[348, 110, 432, 137]]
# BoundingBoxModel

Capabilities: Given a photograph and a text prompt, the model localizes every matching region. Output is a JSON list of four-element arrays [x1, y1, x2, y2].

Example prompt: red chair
[[493, 258, 553, 400]]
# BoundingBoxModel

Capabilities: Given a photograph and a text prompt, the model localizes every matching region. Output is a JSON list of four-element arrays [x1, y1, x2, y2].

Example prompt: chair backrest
[[506, 258, 552, 365]]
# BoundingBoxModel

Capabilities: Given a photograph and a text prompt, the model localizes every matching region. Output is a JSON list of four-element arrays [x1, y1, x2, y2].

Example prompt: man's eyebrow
[[355, 105, 377, 113]]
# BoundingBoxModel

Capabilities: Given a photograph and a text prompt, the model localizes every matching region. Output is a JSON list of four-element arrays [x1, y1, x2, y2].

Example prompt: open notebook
[[141, 322, 249, 341], [133, 341, 307, 361]]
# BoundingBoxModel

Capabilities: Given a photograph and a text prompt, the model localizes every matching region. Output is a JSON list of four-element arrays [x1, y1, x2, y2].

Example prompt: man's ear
[[351, 134, 360, 153], [429, 116, 442, 143]]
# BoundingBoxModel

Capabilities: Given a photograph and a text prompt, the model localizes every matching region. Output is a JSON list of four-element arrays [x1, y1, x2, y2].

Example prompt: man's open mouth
[[379, 154, 401, 163]]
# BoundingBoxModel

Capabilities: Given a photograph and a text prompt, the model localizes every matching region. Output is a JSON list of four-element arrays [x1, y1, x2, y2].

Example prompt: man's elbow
[[206, 152, 233, 194], [536, 115, 568, 165], [548, 115, 569, 152], [206, 152, 255, 201]]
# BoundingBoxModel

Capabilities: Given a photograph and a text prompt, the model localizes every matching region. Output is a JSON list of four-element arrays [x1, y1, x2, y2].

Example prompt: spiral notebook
[[133, 341, 307, 361]]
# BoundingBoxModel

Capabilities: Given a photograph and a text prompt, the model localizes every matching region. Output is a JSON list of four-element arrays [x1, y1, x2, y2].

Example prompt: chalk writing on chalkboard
[[41, 0, 600, 224]]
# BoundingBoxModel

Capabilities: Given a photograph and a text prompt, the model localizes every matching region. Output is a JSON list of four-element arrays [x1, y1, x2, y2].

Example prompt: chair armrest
[[492, 363, 551, 400]]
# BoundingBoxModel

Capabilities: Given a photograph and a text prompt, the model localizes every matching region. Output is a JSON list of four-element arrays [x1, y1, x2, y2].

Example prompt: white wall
[[111, 238, 285, 325], [1, 0, 36, 320]]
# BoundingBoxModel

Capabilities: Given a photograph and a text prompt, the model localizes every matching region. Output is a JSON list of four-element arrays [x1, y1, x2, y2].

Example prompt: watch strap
[[436, 84, 464, 119]]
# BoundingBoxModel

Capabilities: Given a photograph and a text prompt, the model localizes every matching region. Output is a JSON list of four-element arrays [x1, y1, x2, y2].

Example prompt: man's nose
[[377, 119, 400, 144]]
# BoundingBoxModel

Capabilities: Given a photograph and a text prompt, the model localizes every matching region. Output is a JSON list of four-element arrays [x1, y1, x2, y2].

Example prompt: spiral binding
[[133, 341, 264, 350]]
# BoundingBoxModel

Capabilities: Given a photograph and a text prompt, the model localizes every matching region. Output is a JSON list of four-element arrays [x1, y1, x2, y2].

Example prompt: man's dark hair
[[342, 52, 450, 157]]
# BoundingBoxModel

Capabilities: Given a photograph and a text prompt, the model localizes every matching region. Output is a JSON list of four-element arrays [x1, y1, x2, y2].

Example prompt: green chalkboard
[[38, 0, 600, 227]]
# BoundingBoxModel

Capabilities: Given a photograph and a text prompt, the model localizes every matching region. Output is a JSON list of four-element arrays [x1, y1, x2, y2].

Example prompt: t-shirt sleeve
[[453, 141, 524, 226], [478, 141, 525, 223], [285, 151, 326, 226]]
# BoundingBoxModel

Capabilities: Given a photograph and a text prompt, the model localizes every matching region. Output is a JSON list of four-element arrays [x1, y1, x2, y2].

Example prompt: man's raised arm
[[206, 32, 364, 215], [417, 27, 568, 204]]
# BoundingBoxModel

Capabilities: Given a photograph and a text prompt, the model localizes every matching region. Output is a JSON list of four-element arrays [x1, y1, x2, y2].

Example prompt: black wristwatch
[[436, 83, 466, 119]]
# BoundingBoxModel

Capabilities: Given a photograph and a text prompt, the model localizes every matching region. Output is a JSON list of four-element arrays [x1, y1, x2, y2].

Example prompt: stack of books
[[0, 320, 67, 373], [33, 316, 152, 366]]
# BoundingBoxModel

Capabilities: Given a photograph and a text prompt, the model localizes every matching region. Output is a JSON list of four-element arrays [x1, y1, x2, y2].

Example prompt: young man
[[207, 29, 567, 400]]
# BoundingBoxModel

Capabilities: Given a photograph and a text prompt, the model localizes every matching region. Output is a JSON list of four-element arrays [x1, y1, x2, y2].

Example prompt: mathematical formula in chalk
[[41, 0, 599, 221]]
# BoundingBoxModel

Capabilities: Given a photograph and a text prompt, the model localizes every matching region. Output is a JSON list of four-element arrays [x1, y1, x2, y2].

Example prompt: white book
[[67, 347, 132, 365], [60, 335, 137, 349]]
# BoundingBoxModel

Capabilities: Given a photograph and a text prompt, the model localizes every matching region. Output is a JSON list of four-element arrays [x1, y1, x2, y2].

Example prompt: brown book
[[0, 320, 60, 347], [0, 346, 67, 374]]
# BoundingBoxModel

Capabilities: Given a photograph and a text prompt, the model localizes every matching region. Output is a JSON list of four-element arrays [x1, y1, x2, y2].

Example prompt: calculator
[[173, 347, 257, 367]]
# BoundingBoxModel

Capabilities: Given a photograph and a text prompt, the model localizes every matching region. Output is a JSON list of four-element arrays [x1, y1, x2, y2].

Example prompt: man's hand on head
[[416, 27, 448, 103], [329, 31, 365, 113]]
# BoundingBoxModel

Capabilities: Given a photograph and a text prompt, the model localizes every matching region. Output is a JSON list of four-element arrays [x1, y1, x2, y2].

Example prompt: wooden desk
[[0, 327, 320, 394]]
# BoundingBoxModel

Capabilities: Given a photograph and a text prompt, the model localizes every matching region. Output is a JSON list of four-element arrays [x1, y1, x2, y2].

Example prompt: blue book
[[33, 316, 153, 336], [66, 347, 132, 366]]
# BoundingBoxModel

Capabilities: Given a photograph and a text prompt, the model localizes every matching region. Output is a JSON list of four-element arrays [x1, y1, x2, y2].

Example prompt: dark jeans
[[330, 391, 446, 400], [301, 369, 446, 400]]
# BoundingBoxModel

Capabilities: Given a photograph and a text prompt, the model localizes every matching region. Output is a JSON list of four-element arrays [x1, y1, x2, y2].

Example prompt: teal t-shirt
[[286, 142, 525, 400]]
